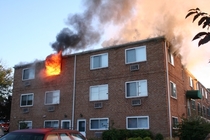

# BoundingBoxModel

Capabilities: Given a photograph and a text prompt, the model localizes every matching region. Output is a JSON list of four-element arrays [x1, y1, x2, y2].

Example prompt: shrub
[[155, 133, 164, 140], [143, 136, 152, 140]]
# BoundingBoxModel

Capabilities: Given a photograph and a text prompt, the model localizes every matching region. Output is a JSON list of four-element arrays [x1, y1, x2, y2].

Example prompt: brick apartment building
[[10, 36, 210, 139]]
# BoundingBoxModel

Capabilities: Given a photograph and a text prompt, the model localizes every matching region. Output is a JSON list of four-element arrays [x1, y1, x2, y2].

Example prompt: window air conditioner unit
[[131, 99, 141, 106], [94, 102, 103, 109], [130, 64, 139, 71], [48, 106, 55, 112], [95, 132, 102, 138], [22, 108, 29, 113], [24, 81, 31, 87]]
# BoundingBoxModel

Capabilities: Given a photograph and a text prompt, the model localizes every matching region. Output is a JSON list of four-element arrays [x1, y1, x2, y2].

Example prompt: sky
[[1, 0, 210, 88]]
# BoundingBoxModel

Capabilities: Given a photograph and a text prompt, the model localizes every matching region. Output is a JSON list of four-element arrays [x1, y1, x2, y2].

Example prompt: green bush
[[128, 137, 143, 140], [143, 136, 152, 140], [155, 133, 164, 140], [102, 129, 153, 140]]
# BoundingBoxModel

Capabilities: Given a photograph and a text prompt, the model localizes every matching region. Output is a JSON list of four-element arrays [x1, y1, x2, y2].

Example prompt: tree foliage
[[186, 8, 210, 46], [175, 116, 210, 140], [0, 60, 13, 119]]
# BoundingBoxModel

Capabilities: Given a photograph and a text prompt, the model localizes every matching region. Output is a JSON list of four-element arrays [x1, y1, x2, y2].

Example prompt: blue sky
[[0, 0, 83, 67]]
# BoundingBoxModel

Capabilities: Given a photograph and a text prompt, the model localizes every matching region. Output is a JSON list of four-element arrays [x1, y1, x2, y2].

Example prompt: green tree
[[185, 8, 210, 46], [0, 60, 13, 120], [175, 116, 210, 140]]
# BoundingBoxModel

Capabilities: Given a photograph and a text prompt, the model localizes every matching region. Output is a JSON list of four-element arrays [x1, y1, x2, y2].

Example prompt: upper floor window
[[90, 84, 108, 101], [170, 81, 177, 98], [205, 90, 208, 99], [172, 117, 178, 129], [45, 90, 60, 105], [190, 77, 193, 88], [126, 80, 148, 98], [20, 93, 33, 107], [90, 118, 109, 130], [19, 121, 32, 129], [90, 53, 108, 69], [125, 46, 146, 64], [168, 51, 174, 65], [44, 120, 59, 128], [126, 116, 149, 129], [22, 68, 35, 80]]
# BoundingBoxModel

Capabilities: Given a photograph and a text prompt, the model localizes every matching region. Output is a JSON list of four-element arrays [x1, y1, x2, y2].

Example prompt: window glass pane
[[90, 87, 99, 101], [62, 121, 70, 129], [79, 121, 85, 131], [139, 81, 147, 96], [100, 119, 108, 129], [138, 118, 148, 128], [136, 47, 146, 62], [101, 54, 108, 67], [126, 49, 135, 63], [23, 69, 29, 79], [45, 91, 59, 104], [21, 96, 27, 106], [99, 86, 108, 100], [128, 118, 137, 128], [127, 82, 136, 97], [91, 120, 98, 129], [93, 56, 100, 68]]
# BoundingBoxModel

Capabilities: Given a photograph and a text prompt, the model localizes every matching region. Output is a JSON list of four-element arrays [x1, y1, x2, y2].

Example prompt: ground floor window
[[44, 120, 59, 128], [19, 121, 32, 129], [61, 120, 71, 129], [126, 116, 149, 129], [172, 116, 178, 129], [90, 118, 109, 130]]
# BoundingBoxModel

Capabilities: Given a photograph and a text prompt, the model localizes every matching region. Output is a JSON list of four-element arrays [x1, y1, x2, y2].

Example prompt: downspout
[[72, 55, 76, 129], [165, 40, 172, 138]]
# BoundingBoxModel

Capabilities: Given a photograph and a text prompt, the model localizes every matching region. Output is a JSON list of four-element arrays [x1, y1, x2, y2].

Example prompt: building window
[[90, 84, 108, 101], [172, 117, 178, 129], [126, 80, 148, 98], [19, 121, 32, 129], [45, 90, 60, 105], [207, 108, 210, 116], [22, 68, 35, 80], [125, 46, 146, 64], [126, 116, 149, 129], [191, 100, 196, 110], [61, 120, 71, 129], [170, 81, 177, 98], [20, 93, 33, 107], [90, 118, 109, 130], [90, 53, 108, 69], [205, 90, 208, 99], [190, 77, 193, 88], [198, 103, 201, 113], [168, 51, 174, 65], [203, 106, 206, 115], [44, 120, 59, 128]]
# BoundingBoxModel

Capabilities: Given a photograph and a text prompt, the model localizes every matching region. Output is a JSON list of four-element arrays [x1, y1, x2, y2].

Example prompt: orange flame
[[45, 51, 62, 76]]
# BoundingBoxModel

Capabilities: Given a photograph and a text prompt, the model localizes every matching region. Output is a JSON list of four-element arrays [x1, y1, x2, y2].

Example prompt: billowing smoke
[[52, 0, 210, 86]]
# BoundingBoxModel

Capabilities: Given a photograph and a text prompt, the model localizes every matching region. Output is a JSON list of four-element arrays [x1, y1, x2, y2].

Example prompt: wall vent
[[95, 132, 102, 138], [131, 99, 141, 106], [24, 81, 31, 87], [94, 102, 103, 109], [48, 106, 55, 112], [22, 108, 29, 113], [130, 64, 139, 71]]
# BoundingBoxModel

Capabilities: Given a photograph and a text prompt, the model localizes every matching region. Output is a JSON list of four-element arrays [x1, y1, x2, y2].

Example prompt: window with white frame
[[126, 80, 147, 98], [61, 120, 71, 129], [207, 108, 210, 116], [125, 46, 146, 64], [172, 117, 178, 129], [191, 99, 196, 110], [44, 120, 59, 128], [90, 118, 109, 130], [22, 68, 35, 80], [190, 77, 193, 87], [19, 121, 32, 129], [90, 84, 108, 101], [170, 81, 177, 98], [168, 50, 174, 65], [205, 90, 208, 99], [90, 53, 108, 69], [126, 116, 149, 129], [45, 90, 60, 105], [20, 93, 33, 107]]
